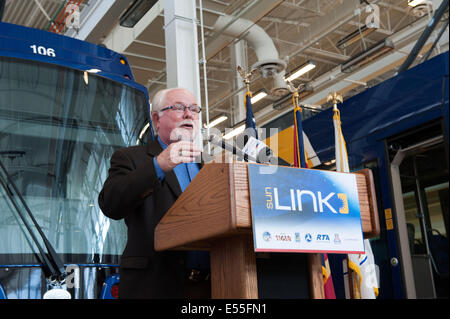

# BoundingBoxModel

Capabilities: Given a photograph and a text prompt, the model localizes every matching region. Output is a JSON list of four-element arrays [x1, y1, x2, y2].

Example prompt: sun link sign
[[265, 187, 349, 214], [248, 164, 364, 253]]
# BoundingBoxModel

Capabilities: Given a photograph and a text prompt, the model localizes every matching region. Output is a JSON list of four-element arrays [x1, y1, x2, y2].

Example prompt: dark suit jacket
[[98, 138, 187, 298]]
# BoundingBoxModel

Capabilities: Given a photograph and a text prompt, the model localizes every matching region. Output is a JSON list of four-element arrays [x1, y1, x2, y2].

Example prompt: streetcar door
[[388, 121, 449, 299]]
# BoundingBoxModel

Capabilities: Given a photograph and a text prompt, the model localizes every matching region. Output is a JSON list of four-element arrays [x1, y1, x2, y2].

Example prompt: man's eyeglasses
[[160, 103, 202, 114]]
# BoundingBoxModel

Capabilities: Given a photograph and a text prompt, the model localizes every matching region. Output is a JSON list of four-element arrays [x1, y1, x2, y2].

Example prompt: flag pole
[[237, 66, 258, 142], [287, 82, 327, 299], [328, 91, 370, 299], [327, 92, 343, 112], [237, 66, 254, 109], [237, 65, 255, 96], [287, 81, 305, 168]]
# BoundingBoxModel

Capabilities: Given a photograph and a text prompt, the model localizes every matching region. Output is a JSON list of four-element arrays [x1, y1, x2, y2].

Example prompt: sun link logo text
[[265, 187, 349, 214], [265, 187, 274, 209]]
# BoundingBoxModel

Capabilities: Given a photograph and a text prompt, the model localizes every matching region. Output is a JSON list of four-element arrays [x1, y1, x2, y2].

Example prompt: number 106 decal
[[30, 45, 56, 57]]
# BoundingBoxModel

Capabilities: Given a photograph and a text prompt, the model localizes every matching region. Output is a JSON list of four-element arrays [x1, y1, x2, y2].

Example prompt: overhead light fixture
[[204, 115, 228, 129], [120, 0, 158, 28], [251, 91, 268, 104], [408, 0, 426, 7], [341, 38, 394, 73], [302, 104, 323, 111], [336, 24, 377, 50], [223, 124, 245, 140], [285, 61, 316, 82]]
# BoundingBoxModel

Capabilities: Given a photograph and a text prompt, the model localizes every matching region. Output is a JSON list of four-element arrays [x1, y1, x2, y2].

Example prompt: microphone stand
[[208, 135, 260, 163]]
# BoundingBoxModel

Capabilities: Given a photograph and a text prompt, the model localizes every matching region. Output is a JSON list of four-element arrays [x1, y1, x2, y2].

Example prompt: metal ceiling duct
[[213, 14, 289, 96]]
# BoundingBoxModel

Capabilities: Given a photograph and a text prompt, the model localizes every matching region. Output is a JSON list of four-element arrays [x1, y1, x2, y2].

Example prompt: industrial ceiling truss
[[2, 0, 449, 131]]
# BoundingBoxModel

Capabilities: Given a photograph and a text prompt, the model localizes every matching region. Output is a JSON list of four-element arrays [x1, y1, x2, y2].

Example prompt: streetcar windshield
[[0, 57, 148, 264]]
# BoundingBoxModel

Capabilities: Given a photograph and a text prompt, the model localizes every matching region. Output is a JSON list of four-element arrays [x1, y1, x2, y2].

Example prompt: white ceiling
[[2, 0, 449, 131]]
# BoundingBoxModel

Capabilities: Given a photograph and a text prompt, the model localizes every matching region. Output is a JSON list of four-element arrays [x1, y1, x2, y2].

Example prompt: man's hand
[[156, 141, 202, 172]]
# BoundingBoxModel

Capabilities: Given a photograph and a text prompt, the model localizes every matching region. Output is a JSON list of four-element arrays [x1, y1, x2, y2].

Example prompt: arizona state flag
[[293, 96, 336, 299]]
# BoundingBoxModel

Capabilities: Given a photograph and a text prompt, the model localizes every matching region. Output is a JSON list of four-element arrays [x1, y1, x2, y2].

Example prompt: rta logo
[[316, 234, 330, 241]]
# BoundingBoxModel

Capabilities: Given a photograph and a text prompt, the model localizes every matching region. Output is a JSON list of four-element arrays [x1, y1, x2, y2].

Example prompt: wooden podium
[[154, 162, 380, 299]]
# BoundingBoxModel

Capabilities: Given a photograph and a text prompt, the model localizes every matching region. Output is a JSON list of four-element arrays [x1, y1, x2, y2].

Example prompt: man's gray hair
[[150, 88, 192, 133], [151, 88, 171, 114]]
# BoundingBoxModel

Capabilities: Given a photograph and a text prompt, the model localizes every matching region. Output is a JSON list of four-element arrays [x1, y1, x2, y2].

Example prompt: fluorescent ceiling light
[[408, 0, 426, 7], [303, 104, 322, 110], [120, 0, 158, 28], [223, 124, 245, 140], [285, 61, 316, 82], [251, 91, 268, 104], [341, 39, 394, 73], [204, 115, 228, 129], [336, 24, 377, 50]]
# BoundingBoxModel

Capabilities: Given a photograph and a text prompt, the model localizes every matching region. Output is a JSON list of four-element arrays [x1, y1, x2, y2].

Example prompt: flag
[[245, 91, 258, 140], [293, 94, 336, 299], [302, 131, 321, 168], [333, 106, 379, 299], [293, 96, 307, 168], [322, 254, 336, 299], [293, 96, 320, 168]]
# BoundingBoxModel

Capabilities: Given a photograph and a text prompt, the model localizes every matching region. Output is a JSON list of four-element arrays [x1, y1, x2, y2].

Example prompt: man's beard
[[170, 120, 198, 141]]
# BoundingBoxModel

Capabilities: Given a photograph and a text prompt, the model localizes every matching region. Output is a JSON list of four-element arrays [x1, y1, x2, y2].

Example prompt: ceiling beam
[[256, 15, 447, 126], [103, 0, 164, 53], [66, 0, 133, 42]]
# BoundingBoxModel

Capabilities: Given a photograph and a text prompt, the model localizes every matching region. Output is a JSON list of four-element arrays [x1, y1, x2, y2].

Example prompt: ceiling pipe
[[213, 14, 289, 96], [398, 0, 448, 73], [255, 12, 448, 127]]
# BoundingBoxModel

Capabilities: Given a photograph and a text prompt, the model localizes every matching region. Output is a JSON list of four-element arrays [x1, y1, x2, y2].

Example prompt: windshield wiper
[[0, 158, 67, 286]]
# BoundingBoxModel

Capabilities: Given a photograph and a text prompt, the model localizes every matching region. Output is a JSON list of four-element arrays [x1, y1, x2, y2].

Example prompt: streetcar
[[0, 21, 152, 299], [263, 51, 449, 299]]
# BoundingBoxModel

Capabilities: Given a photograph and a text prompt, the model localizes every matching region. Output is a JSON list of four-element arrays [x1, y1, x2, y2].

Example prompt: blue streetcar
[[0, 22, 152, 299], [263, 51, 449, 299]]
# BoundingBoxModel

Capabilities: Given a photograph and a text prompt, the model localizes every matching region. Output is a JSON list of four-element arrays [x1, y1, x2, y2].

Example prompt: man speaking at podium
[[98, 88, 209, 298]]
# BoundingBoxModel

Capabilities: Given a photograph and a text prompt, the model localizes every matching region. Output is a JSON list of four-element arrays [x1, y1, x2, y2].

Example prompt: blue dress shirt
[[153, 137, 208, 270], [153, 136, 200, 190]]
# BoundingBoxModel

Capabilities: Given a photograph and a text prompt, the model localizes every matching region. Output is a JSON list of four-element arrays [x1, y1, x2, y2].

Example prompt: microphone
[[242, 136, 291, 166], [255, 145, 291, 166], [208, 135, 259, 163]]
